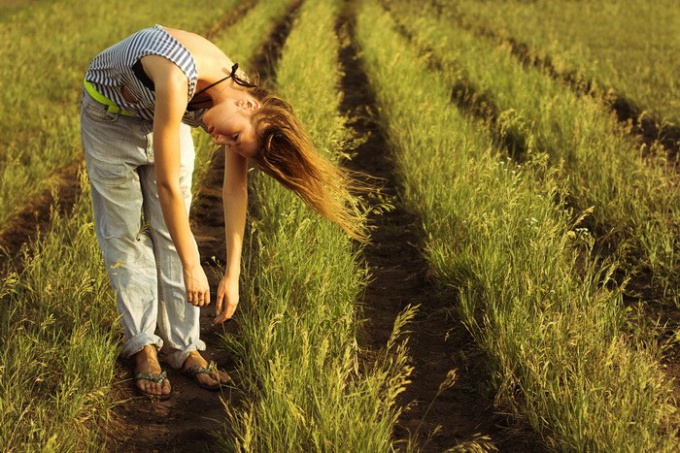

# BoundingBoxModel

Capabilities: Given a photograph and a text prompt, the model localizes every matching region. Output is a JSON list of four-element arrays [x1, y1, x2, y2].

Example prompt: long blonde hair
[[249, 93, 368, 242]]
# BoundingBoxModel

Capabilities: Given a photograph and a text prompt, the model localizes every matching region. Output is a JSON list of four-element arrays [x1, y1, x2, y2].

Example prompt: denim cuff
[[165, 339, 207, 369], [121, 333, 164, 359]]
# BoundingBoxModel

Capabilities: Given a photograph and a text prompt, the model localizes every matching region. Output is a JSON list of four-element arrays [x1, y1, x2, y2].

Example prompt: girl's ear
[[236, 97, 259, 111], [247, 98, 260, 111]]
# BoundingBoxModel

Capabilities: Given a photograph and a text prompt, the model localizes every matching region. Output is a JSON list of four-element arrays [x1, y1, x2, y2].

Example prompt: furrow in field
[[379, 6, 529, 163], [382, 0, 680, 304], [0, 161, 80, 263], [446, 6, 680, 163], [338, 3, 545, 451], [247, 0, 303, 84], [203, 0, 258, 41], [354, 1, 679, 450], [380, 0, 680, 439]]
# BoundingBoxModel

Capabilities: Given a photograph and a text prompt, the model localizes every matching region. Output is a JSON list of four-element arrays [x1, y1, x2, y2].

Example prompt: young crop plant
[[356, 1, 679, 451], [214, 0, 411, 451], [384, 0, 680, 303], [451, 0, 680, 128]]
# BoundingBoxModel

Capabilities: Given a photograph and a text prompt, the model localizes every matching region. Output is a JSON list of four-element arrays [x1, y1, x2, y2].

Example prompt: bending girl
[[81, 25, 364, 399]]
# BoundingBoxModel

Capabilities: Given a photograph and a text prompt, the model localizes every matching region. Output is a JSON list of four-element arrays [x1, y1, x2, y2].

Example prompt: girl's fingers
[[188, 290, 211, 306]]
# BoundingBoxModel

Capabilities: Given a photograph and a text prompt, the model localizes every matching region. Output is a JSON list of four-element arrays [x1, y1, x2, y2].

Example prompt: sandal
[[134, 370, 172, 400], [182, 361, 230, 391]]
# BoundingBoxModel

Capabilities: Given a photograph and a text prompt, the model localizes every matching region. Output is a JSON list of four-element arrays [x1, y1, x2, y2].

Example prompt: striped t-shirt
[[85, 25, 205, 127]]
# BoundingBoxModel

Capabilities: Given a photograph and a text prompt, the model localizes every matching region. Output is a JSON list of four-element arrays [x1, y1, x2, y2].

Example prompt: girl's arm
[[215, 147, 248, 323], [144, 55, 211, 306]]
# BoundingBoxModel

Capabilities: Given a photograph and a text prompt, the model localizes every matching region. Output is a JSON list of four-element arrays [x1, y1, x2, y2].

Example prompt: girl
[[81, 25, 364, 399]]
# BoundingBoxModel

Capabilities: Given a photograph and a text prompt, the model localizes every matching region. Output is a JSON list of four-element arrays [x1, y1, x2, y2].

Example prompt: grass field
[[0, 0, 46, 20], [1, 0, 679, 451], [453, 0, 680, 128]]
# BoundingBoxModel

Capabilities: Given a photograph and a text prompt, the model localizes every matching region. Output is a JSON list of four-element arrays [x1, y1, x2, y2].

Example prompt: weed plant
[[356, 2, 678, 451]]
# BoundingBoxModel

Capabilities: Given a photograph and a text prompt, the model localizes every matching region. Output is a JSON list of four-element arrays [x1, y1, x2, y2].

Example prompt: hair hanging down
[[248, 92, 368, 242]]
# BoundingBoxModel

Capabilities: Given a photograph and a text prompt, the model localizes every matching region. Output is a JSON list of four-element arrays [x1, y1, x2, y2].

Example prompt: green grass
[[356, 1, 679, 450], [0, 0, 55, 22], [385, 0, 680, 302], [214, 0, 412, 450], [3, 0, 678, 450], [452, 0, 680, 127], [0, 170, 120, 452]]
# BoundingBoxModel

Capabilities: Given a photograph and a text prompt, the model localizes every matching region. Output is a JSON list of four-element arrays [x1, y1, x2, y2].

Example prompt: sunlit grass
[[4, 0, 677, 450], [0, 169, 119, 452], [356, 1, 679, 450], [453, 0, 680, 127], [386, 0, 680, 302], [214, 0, 412, 450]]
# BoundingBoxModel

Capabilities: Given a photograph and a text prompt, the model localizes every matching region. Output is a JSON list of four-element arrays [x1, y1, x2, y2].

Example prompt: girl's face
[[202, 95, 260, 158]]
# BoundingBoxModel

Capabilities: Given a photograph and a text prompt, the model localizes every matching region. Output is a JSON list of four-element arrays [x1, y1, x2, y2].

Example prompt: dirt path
[[106, 311, 237, 452], [337, 5, 546, 452], [105, 146, 241, 452]]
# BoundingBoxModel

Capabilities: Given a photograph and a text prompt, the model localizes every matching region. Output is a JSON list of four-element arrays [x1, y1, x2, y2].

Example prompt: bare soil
[[104, 144, 239, 452]]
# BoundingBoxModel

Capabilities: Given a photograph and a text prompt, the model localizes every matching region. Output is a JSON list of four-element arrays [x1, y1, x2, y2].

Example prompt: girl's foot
[[134, 344, 172, 398], [181, 351, 230, 390]]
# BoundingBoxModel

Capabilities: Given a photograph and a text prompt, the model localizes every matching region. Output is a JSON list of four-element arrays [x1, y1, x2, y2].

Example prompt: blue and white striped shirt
[[85, 25, 205, 127]]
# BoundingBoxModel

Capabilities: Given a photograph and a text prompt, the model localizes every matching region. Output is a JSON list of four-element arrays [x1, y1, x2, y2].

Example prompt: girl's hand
[[215, 276, 239, 323], [184, 264, 211, 307]]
